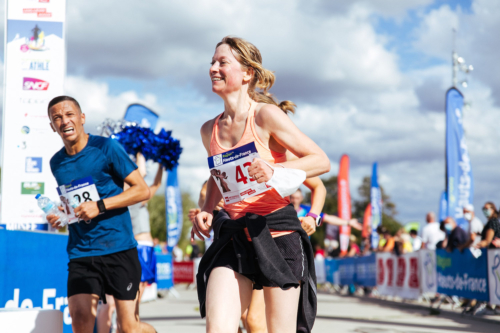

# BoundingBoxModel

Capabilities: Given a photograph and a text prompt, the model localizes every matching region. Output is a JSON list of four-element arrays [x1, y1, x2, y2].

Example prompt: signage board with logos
[[1, 0, 66, 224]]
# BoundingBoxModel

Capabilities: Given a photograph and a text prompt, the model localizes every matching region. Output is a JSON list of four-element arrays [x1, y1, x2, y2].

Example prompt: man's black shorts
[[67, 247, 141, 303]]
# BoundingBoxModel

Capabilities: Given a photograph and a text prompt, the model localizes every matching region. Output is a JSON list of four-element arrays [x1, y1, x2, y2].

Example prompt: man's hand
[[74, 201, 100, 222], [191, 211, 213, 241], [247, 158, 274, 183], [300, 216, 316, 236], [46, 206, 65, 229]]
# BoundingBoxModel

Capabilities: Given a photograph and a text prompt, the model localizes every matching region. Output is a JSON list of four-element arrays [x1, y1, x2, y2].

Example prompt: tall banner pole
[[1, 0, 66, 228], [445, 87, 473, 231], [337, 154, 351, 255], [370, 162, 382, 249], [438, 191, 448, 222], [166, 166, 183, 252]]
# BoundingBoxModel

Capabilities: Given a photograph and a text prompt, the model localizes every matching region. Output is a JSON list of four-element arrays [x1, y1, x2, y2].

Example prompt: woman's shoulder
[[200, 116, 218, 136], [254, 103, 288, 126]]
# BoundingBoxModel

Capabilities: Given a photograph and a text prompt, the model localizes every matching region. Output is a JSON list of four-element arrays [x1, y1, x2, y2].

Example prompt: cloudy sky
[[1, 0, 499, 224]]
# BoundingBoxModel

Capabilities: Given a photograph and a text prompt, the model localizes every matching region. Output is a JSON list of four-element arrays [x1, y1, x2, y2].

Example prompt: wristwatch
[[306, 212, 322, 227], [97, 200, 107, 214]]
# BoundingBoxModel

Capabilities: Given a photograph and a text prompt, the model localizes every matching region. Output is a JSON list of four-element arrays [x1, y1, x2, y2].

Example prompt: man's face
[[49, 101, 85, 144], [290, 191, 303, 207]]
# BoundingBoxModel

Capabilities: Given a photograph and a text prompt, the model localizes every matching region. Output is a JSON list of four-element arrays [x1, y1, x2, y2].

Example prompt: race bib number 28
[[208, 142, 273, 204], [57, 176, 101, 224]]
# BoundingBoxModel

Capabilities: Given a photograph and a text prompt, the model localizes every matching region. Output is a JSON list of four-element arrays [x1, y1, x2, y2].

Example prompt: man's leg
[[115, 292, 156, 333], [96, 295, 116, 333], [68, 294, 99, 333]]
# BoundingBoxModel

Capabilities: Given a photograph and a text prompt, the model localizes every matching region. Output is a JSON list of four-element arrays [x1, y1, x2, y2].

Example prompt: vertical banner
[[166, 166, 183, 252], [445, 88, 473, 231], [362, 203, 371, 239], [1, 0, 66, 226], [124, 104, 159, 130], [438, 191, 447, 222], [337, 155, 351, 255], [370, 163, 382, 249]]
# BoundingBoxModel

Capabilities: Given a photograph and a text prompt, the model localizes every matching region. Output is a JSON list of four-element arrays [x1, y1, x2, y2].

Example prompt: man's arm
[[74, 169, 150, 221]]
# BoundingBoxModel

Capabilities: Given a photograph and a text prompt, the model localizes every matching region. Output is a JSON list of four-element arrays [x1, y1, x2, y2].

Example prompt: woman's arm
[[253, 105, 331, 178], [147, 164, 164, 199], [475, 228, 494, 248]]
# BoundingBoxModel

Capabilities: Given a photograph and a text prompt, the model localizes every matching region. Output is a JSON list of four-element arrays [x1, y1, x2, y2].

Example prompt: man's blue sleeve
[[106, 139, 138, 181]]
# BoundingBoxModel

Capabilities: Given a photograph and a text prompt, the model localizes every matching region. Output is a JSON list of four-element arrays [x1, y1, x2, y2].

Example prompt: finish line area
[[139, 289, 500, 333]]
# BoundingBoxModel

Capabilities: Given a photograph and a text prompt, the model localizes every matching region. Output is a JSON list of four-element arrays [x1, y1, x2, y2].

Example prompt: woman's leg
[[246, 289, 268, 333], [263, 286, 301, 333], [206, 267, 253, 333]]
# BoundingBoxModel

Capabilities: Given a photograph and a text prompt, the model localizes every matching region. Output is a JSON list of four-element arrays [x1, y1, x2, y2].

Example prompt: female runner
[[193, 36, 330, 333]]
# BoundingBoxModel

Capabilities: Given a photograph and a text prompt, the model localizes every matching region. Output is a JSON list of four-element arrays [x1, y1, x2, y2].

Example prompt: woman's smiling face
[[210, 44, 250, 96]]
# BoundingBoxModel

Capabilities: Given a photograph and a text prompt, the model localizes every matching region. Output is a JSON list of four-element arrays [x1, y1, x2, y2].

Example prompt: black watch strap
[[97, 200, 106, 213]]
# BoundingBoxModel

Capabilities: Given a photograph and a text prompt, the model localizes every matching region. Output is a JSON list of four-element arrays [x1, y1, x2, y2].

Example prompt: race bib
[[57, 176, 101, 224], [208, 142, 273, 204]]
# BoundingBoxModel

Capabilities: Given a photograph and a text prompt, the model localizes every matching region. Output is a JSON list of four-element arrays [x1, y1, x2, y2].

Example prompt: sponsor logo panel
[[21, 182, 44, 195]]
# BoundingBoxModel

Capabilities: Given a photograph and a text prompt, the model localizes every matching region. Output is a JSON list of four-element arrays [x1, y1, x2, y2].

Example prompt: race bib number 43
[[57, 176, 101, 224], [208, 142, 273, 204]]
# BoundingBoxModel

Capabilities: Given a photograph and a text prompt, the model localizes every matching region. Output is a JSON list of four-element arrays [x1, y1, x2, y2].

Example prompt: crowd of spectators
[[314, 201, 500, 260]]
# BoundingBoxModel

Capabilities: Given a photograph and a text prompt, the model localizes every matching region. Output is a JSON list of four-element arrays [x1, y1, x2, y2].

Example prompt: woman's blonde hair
[[216, 36, 296, 114]]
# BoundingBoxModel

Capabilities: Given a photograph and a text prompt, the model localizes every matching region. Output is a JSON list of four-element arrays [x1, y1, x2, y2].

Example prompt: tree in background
[[306, 174, 402, 248], [352, 176, 401, 235], [148, 192, 198, 253]]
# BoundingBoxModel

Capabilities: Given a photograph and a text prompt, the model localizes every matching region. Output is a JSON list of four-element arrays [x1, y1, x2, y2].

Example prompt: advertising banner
[[376, 252, 421, 299], [445, 88, 473, 231], [355, 254, 377, 287], [487, 249, 500, 305], [370, 163, 382, 249], [337, 257, 356, 285], [324, 258, 339, 284], [156, 254, 174, 290], [124, 103, 159, 130], [438, 191, 447, 222], [419, 250, 437, 294], [436, 248, 488, 301], [1, 0, 67, 225], [338, 155, 351, 255], [173, 261, 195, 284], [166, 166, 183, 252], [315, 259, 326, 284], [0, 229, 72, 333]]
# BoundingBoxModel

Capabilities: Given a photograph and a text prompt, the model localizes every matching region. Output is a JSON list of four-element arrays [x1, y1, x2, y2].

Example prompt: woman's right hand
[[46, 206, 65, 229], [191, 211, 213, 241]]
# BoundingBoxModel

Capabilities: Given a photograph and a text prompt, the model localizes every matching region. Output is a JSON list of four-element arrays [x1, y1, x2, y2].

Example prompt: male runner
[[46, 96, 156, 333]]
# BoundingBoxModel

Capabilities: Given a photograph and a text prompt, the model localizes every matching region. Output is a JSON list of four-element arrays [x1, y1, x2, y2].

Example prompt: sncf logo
[[23, 77, 49, 91]]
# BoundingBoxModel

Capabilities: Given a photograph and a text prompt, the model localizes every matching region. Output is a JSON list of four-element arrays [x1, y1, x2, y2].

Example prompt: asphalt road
[[140, 289, 500, 333]]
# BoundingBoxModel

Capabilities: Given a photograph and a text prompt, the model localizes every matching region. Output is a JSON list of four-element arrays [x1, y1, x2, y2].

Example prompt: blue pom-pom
[[112, 125, 182, 170]]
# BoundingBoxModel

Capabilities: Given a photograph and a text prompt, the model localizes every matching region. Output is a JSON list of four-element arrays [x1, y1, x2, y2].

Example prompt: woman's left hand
[[247, 158, 274, 183]]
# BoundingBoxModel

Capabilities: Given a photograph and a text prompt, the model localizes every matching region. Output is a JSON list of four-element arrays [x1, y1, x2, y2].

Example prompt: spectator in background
[[444, 217, 468, 252], [347, 234, 361, 257], [172, 244, 183, 261], [410, 229, 422, 251], [475, 202, 500, 249], [463, 204, 484, 248], [153, 237, 162, 254], [394, 229, 413, 255], [422, 212, 445, 250], [377, 226, 395, 252], [315, 244, 325, 259]]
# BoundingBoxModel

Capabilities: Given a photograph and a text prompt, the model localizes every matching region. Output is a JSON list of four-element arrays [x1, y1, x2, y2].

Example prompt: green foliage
[[147, 192, 199, 253], [306, 174, 402, 248]]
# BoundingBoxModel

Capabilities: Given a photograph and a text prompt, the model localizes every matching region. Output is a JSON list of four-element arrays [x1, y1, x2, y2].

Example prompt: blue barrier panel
[[0, 229, 72, 333], [355, 254, 376, 287], [156, 254, 174, 289], [337, 257, 356, 285], [436, 248, 489, 301], [324, 258, 338, 284]]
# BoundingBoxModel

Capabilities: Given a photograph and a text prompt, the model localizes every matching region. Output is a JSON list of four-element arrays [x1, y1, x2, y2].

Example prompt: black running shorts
[[67, 247, 141, 302], [212, 231, 306, 289]]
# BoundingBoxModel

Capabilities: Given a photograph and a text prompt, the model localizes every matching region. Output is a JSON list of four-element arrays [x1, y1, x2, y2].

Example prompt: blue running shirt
[[50, 134, 138, 259]]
